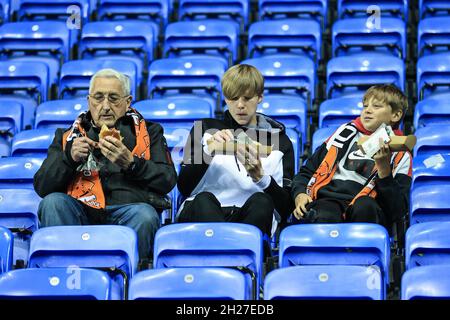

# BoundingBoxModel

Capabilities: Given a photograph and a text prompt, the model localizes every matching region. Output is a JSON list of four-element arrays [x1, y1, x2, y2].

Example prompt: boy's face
[[361, 96, 402, 132], [225, 90, 262, 126]]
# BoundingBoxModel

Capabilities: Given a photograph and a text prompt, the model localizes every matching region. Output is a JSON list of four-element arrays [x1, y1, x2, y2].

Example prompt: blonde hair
[[363, 84, 408, 125], [221, 64, 264, 100]]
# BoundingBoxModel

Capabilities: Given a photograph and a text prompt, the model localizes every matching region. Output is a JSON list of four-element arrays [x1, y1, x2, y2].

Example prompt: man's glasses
[[89, 93, 128, 105]]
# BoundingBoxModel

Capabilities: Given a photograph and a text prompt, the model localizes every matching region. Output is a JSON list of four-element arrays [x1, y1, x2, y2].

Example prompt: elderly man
[[34, 68, 177, 261]]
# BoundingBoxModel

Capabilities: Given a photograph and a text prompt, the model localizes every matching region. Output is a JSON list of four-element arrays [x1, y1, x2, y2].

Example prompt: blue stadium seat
[[279, 223, 390, 297], [326, 53, 405, 98], [79, 20, 157, 80], [412, 153, 450, 189], [179, 0, 249, 32], [414, 94, 450, 129], [153, 223, 264, 300], [319, 96, 363, 128], [28, 225, 139, 300], [148, 57, 226, 114], [35, 99, 87, 129], [406, 221, 450, 270], [0, 97, 35, 131], [258, 0, 328, 29], [0, 157, 42, 189], [264, 265, 383, 300], [97, 0, 169, 30], [0, 188, 41, 265], [11, 129, 55, 158], [248, 19, 322, 62], [410, 183, 450, 224], [0, 268, 112, 300], [414, 126, 450, 158], [129, 267, 249, 300], [0, 0, 10, 24], [402, 265, 450, 300], [417, 52, 450, 100], [0, 61, 49, 128], [164, 20, 239, 66], [285, 128, 300, 173], [59, 59, 138, 99], [419, 0, 450, 19], [242, 55, 316, 109], [14, 0, 90, 21], [0, 100, 22, 137], [332, 17, 406, 59], [338, 0, 408, 21], [418, 17, 450, 58], [311, 126, 336, 152], [0, 226, 12, 274]]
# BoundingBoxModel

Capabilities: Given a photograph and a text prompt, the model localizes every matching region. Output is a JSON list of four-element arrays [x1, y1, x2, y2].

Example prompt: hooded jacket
[[34, 111, 177, 212], [291, 118, 412, 223], [177, 110, 295, 221]]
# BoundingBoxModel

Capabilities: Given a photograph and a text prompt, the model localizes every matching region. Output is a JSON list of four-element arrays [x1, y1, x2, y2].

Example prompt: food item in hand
[[99, 124, 122, 141]]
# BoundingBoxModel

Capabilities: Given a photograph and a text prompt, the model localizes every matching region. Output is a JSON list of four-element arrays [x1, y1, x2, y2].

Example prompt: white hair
[[89, 68, 131, 96]]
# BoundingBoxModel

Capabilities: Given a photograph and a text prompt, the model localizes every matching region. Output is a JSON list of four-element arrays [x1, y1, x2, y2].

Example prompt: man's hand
[[70, 136, 97, 163], [236, 143, 264, 182], [293, 193, 313, 220], [99, 136, 134, 170], [373, 138, 392, 179]]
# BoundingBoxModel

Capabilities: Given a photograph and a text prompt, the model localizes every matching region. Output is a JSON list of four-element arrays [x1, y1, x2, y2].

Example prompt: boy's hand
[[293, 193, 313, 219], [374, 138, 392, 178], [236, 143, 263, 182]]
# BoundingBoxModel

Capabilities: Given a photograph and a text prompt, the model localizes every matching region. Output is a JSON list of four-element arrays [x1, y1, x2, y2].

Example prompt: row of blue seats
[[1, 221, 450, 300]]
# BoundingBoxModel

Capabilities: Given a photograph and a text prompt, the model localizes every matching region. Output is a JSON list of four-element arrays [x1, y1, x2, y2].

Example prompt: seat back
[[0, 226, 13, 274], [35, 99, 87, 129], [418, 17, 450, 57], [414, 94, 450, 129], [419, 0, 450, 19], [14, 0, 90, 22], [414, 126, 450, 158], [338, 0, 408, 21], [319, 96, 362, 128], [311, 126, 336, 153], [11, 129, 55, 158], [417, 52, 450, 100], [402, 265, 450, 300], [0, 157, 42, 188]]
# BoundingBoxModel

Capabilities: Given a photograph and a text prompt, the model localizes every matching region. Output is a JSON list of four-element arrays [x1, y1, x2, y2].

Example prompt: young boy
[[291, 84, 412, 226]]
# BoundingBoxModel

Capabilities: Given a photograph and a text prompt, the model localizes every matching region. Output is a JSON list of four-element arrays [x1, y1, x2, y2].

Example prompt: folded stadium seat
[[0, 188, 41, 267], [264, 265, 383, 300], [97, 0, 169, 33], [0, 0, 9, 24], [413, 93, 450, 129], [129, 267, 249, 300], [258, 0, 328, 30], [285, 128, 300, 173], [0, 100, 22, 137], [417, 52, 450, 100], [59, 59, 138, 99], [0, 61, 49, 129], [0, 157, 42, 189], [13, 0, 90, 22], [148, 57, 226, 115], [402, 265, 450, 300], [34, 99, 87, 130], [405, 221, 450, 270], [242, 55, 316, 110], [279, 223, 390, 298], [412, 153, 450, 189], [0, 226, 12, 274], [332, 17, 406, 59], [163, 20, 240, 67], [419, 0, 450, 19], [28, 225, 139, 300], [248, 19, 321, 63], [311, 126, 336, 153], [79, 20, 158, 83], [414, 126, 450, 158], [0, 268, 113, 300], [326, 53, 405, 99], [338, 0, 408, 22], [153, 223, 264, 300], [318, 95, 363, 129], [178, 0, 249, 33], [11, 129, 55, 158], [418, 17, 450, 58]]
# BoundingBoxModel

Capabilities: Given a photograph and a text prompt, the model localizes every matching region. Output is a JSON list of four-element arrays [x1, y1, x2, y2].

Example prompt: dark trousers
[[291, 196, 386, 226], [178, 191, 274, 236]]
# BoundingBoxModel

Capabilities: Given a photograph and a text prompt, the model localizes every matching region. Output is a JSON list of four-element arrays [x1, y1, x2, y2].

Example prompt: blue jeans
[[38, 193, 160, 260]]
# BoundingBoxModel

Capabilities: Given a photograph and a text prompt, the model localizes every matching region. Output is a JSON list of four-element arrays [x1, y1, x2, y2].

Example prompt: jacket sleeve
[[262, 134, 295, 219], [124, 122, 177, 195], [291, 142, 328, 200], [375, 152, 412, 223], [33, 128, 80, 197], [177, 121, 211, 198]]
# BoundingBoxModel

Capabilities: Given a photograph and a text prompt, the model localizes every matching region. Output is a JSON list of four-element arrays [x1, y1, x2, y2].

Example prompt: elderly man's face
[[88, 77, 131, 128]]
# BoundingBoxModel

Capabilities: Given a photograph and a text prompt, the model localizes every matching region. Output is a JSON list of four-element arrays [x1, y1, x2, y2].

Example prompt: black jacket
[[178, 110, 295, 219], [34, 111, 177, 212]]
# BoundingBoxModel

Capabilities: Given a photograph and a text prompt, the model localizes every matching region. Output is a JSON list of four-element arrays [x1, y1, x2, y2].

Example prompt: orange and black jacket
[[34, 111, 177, 212], [292, 118, 412, 223]]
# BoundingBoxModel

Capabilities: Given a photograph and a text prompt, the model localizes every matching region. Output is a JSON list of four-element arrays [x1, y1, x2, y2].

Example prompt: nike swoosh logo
[[348, 151, 370, 161]]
